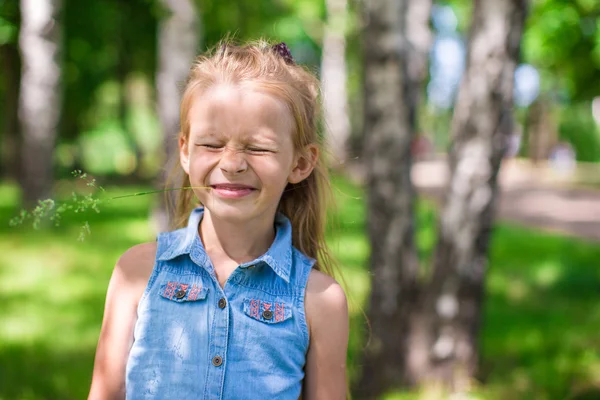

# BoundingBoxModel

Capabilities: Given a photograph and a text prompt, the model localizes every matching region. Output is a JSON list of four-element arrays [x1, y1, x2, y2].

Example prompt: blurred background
[[1, 0, 600, 399]]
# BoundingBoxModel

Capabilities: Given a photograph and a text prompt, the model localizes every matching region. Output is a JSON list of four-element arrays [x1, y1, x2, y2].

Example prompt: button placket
[[204, 279, 231, 399]]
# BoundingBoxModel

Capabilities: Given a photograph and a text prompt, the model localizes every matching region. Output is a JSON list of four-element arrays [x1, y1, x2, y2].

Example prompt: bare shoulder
[[117, 242, 157, 278], [111, 242, 157, 302], [305, 269, 348, 332], [306, 269, 347, 304]]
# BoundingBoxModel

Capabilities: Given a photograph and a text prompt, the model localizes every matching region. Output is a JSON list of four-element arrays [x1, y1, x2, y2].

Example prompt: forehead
[[188, 84, 293, 139]]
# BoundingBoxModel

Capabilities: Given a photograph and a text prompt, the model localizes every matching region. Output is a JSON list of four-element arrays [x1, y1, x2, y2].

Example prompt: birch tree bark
[[18, 0, 62, 205], [410, 0, 528, 390], [355, 0, 420, 396], [405, 0, 433, 126], [154, 0, 199, 231], [321, 0, 351, 165]]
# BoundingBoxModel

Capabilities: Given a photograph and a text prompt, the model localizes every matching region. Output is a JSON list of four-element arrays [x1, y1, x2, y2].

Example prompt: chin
[[204, 203, 264, 224]]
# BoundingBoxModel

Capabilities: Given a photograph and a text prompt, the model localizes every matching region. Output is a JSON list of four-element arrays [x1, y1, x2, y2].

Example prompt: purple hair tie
[[272, 42, 295, 65]]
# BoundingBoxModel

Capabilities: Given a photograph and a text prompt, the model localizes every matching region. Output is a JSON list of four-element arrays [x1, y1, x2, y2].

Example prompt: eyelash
[[199, 144, 272, 153]]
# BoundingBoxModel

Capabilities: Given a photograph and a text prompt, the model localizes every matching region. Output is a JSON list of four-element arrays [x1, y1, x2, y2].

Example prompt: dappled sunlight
[[333, 234, 369, 268], [0, 235, 121, 350], [534, 261, 563, 288], [0, 184, 20, 208], [481, 224, 600, 399], [91, 218, 155, 243]]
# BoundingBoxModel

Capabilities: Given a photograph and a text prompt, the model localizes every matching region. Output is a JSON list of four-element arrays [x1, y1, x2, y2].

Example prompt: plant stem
[[107, 186, 211, 200]]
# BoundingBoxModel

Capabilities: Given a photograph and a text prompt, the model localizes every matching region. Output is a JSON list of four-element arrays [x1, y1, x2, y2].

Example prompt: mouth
[[210, 183, 257, 190], [209, 183, 257, 198]]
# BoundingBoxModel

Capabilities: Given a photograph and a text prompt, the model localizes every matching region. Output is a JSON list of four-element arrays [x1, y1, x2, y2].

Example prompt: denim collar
[[157, 207, 293, 283]]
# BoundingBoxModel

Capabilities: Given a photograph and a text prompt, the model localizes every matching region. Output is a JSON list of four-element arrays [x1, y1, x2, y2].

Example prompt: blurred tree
[[355, 0, 422, 396], [18, 0, 62, 204], [405, 0, 433, 129], [61, 0, 157, 174], [444, 0, 600, 162], [116, 0, 144, 176], [0, 0, 21, 181], [155, 0, 199, 230], [526, 94, 558, 163], [410, 0, 528, 390], [322, 0, 351, 166]]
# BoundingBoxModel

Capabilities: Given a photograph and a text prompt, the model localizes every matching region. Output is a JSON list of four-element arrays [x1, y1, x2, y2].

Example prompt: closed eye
[[197, 144, 223, 150], [247, 147, 273, 153]]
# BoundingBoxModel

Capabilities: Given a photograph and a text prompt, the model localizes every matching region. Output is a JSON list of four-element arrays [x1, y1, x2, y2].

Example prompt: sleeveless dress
[[125, 207, 314, 399]]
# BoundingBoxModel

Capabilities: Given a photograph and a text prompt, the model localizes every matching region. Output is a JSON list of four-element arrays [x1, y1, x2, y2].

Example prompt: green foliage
[[558, 102, 600, 162], [0, 0, 19, 46], [522, 0, 600, 101]]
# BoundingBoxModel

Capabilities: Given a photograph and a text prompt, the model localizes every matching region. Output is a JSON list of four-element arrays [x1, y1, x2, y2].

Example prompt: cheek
[[187, 152, 215, 178], [189, 149, 215, 166], [260, 156, 295, 187]]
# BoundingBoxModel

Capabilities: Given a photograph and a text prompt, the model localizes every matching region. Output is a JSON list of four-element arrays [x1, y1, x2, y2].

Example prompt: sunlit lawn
[[0, 176, 599, 399]]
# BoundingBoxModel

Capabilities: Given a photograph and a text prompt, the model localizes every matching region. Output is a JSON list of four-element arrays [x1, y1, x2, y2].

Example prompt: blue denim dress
[[125, 207, 314, 399]]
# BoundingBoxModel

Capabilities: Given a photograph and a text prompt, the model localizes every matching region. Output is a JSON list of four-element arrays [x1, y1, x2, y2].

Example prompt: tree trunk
[[1, 42, 21, 181], [404, 0, 432, 128], [153, 0, 199, 231], [18, 0, 62, 205], [410, 0, 528, 390], [116, 0, 144, 178], [355, 0, 420, 397], [321, 0, 351, 166], [116, 3, 134, 176], [526, 96, 557, 163]]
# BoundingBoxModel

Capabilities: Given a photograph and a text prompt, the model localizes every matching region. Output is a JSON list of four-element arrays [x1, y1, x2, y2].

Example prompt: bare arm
[[88, 242, 156, 400], [303, 270, 349, 400]]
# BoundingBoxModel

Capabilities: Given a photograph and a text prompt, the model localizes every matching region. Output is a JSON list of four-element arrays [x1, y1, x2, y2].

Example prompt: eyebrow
[[190, 128, 220, 138], [243, 134, 279, 146], [191, 128, 281, 145]]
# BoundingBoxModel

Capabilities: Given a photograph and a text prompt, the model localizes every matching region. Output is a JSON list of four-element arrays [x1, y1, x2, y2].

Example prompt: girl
[[88, 41, 349, 399]]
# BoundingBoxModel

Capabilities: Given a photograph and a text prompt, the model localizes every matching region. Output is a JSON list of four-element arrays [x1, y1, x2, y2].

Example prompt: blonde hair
[[166, 39, 338, 278]]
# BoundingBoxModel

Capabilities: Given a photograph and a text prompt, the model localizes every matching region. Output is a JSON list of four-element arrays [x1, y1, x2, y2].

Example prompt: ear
[[288, 144, 319, 184], [179, 134, 190, 175]]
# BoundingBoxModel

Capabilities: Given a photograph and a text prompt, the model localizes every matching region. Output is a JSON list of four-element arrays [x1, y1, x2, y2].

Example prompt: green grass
[[1, 177, 599, 399]]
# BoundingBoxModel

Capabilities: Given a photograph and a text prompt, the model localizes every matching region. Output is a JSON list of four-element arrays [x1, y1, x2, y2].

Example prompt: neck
[[199, 209, 276, 264]]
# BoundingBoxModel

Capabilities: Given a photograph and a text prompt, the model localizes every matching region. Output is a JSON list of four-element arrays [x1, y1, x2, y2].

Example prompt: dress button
[[262, 310, 273, 320], [175, 289, 186, 299], [218, 298, 227, 309], [212, 356, 223, 367]]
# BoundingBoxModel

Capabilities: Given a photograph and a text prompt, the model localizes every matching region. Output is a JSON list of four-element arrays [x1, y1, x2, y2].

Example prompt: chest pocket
[[159, 280, 208, 303], [242, 297, 292, 323]]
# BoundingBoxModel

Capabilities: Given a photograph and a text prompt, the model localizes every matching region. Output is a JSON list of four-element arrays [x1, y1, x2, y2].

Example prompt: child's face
[[180, 84, 316, 224]]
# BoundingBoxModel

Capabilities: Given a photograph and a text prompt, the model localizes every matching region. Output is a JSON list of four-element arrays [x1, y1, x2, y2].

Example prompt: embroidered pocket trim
[[243, 298, 292, 323], [159, 281, 208, 302]]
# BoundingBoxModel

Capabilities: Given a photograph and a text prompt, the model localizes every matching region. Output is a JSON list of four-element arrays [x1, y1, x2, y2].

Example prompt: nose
[[219, 146, 248, 174]]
